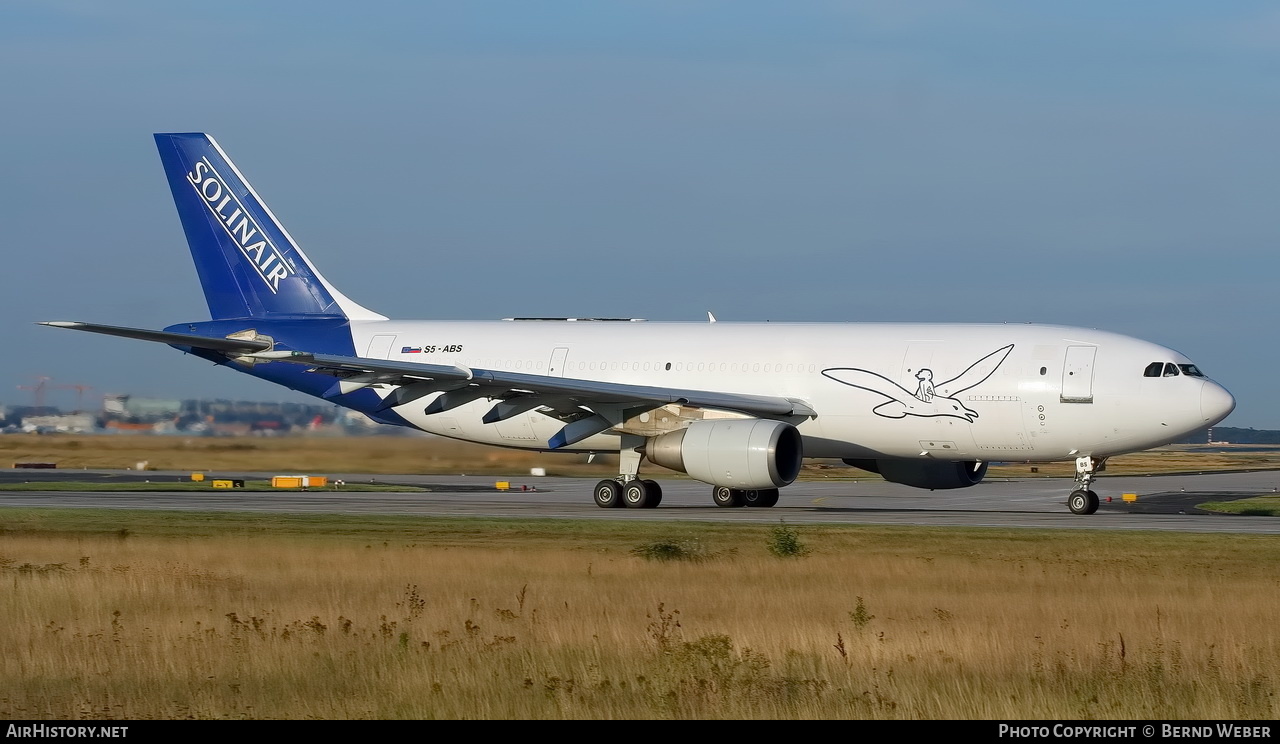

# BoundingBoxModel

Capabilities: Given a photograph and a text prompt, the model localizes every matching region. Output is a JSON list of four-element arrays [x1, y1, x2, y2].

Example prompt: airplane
[[40, 133, 1236, 515]]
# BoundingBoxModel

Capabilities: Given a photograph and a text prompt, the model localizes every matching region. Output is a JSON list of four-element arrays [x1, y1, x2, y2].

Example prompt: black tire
[[1068, 489, 1099, 515], [712, 486, 744, 508], [745, 488, 780, 508], [623, 480, 655, 509], [642, 480, 662, 508], [1084, 489, 1099, 514], [594, 479, 623, 508]]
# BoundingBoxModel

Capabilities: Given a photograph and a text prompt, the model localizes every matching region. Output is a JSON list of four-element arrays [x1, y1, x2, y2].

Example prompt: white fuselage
[[345, 320, 1233, 463]]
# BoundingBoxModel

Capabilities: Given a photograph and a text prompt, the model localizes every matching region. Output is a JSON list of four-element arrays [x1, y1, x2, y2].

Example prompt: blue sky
[[2, 1, 1277, 428]]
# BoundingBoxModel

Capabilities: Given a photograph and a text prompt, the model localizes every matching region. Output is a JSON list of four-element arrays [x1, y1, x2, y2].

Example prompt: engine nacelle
[[842, 458, 988, 490], [645, 419, 802, 489]]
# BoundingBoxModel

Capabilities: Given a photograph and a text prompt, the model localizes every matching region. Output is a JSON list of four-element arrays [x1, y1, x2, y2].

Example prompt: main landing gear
[[1067, 455, 1106, 515], [594, 440, 662, 508], [593, 478, 663, 509], [594, 480, 781, 508], [712, 486, 780, 508], [591, 438, 780, 509]]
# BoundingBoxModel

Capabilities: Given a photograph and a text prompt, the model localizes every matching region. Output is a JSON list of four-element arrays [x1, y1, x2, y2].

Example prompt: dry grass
[[987, 446, 1280, 479], [4, 434, 1278, 481], [1, 519, 1278, 719], [0, 433, 620, 476]]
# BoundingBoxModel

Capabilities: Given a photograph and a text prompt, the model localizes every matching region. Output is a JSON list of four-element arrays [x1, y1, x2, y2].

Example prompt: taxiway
[[2, 468, 1279, 533]]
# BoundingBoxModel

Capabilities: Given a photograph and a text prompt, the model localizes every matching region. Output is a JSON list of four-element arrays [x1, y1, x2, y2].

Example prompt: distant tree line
[[1179, 427, 1280, 445]]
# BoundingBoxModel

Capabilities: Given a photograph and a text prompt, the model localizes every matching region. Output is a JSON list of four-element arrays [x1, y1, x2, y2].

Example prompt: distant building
[[21, 413, 96, 433], [103, 394, 183, 418], [3, 393, 377, 436]]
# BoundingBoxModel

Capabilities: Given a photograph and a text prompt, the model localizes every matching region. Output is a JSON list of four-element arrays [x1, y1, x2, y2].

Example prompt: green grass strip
[[1199, 495, 1280, 516]]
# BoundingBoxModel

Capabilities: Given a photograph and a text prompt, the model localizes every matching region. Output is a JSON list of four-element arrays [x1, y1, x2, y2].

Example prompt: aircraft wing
[[282, 351, 811, 411], [247, 350, 817, 448], [39, 321, 815, 448]]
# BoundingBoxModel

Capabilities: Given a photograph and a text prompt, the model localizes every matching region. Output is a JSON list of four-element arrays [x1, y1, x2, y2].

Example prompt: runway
[[3, 468, 1280, 534]]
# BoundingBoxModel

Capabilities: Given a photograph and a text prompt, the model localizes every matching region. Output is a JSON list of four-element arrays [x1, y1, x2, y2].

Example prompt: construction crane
[[17, 376, 52, 409], [56, 383, 94, 412]]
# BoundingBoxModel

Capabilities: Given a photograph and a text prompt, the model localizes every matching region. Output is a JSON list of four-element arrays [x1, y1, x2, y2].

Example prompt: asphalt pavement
[[2, 467, 1279, 533]]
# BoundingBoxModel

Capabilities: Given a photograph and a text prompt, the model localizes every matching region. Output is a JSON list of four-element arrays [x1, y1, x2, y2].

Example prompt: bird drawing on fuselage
[[821, 344, 1015, 422]]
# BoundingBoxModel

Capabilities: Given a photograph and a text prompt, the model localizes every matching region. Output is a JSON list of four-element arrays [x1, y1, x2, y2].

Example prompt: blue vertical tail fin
[[154, 133, 384, 321]]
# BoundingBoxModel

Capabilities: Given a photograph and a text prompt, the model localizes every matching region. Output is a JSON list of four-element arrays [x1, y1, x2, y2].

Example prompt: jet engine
[[644, 419, 802, 489], [842, 458, 988, 490]]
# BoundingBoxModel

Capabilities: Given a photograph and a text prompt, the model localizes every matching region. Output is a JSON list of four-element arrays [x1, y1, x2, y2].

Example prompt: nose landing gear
[[1067, 456, 1105, 515], [1068, 488, 1098, 515]]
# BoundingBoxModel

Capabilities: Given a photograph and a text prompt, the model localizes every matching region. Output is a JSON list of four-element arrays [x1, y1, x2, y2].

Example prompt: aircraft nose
[[1201, 381, 1236, 424]]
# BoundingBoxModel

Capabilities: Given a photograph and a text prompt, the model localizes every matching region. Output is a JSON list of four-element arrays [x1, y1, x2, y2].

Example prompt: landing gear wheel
[[624, 480, 657, 509], [744, 488, 780, 508], [1068, 456, 1105, 515], [594, 480, 623, 509], [1068, 489, 1099, 515], [712, 486, 745, 508], [642, 480, 662, 508]]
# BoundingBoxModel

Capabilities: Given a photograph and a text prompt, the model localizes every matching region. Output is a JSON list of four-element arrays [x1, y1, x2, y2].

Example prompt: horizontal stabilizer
[[38, 321, 271, 353]]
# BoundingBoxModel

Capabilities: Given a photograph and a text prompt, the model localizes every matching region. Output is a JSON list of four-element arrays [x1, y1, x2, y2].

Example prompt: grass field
[[0, 433, 612, 476], [1, 509, 1279, 720], [3, 435, 1279, 719]]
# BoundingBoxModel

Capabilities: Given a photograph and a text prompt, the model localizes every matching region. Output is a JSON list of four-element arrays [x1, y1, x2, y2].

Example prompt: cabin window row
[[459, 360, 820, 374], [567, 361, 820, 374]]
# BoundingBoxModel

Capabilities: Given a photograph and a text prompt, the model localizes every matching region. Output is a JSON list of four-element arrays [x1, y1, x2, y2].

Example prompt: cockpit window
[[1145, 361, 1202, 378]]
